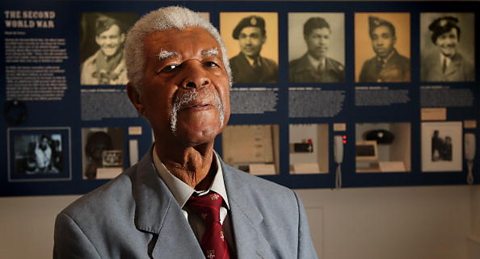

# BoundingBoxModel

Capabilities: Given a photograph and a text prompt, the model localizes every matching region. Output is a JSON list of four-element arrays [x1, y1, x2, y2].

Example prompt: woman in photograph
[[422, 16, 474, 82]]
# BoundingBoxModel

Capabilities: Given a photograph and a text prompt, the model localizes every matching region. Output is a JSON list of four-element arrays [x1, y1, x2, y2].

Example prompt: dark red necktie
[[188, 192, 230, 259]]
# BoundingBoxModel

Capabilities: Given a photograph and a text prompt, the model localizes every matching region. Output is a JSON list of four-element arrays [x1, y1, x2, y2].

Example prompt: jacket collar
[[222, 162, 274, 259], [132, 151, 202, 257], [132, 151, 273, 258]]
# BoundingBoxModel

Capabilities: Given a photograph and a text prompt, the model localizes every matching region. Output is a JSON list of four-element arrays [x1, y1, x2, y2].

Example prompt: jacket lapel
[[131, 152, 274, 258], [132, 152, 203, 258], [222, 162, 275, 259], [445, 54, 461, 77]]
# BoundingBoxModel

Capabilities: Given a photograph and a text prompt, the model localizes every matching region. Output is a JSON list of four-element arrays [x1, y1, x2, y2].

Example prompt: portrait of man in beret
[[289, 14, 345, 83], [227, 15, 279, 83], [357, 14, 411, 83], [421, 13, 475, 82]]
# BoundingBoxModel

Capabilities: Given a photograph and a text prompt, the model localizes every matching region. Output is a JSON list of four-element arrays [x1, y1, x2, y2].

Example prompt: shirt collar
[[243, 53, 259, 67], [377, 49, 396, 63], [440, 54, 452, 67], [307, 54, 325, 70], [152, 147, 230, 209]]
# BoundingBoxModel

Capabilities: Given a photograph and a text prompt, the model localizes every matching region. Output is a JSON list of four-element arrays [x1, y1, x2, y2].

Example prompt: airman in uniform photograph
[[421, 16, 475, 82], [289, 16, 344, 83], [359, 16, 410, 83], [80, 14, 128, 85], [229, 15, 278, 83]]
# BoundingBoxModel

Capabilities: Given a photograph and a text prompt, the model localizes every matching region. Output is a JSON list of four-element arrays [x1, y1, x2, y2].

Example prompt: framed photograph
[[79, 12, 138, 85], [81, 127, 125, 180], [7, 127, 71, 182], [421, 121, 462, 172], [220, 12, 279, 83], [354, 12, 411, 83], [420, 13, 475, 82], [288, 13, 345, 83], [220, 12, 278, 65]]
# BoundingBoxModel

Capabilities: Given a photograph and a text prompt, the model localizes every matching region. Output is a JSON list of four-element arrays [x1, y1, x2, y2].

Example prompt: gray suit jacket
[[54, 151, 318, 259]]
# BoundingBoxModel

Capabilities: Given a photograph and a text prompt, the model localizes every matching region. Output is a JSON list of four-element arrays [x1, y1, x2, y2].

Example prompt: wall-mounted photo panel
[[221, 124, 279, 175], [81, 127, 125, 179], [7, 127, 71, 182], [421, 121, 462, 172], [288, 12, 345, 83], [289, 124, 329, 174], [355, 122, 411, 173], [79, 12, 138, 85], [355, 12, 411, 83], [420, 13, 475, 82], [1, 1, 479, 196], [220, 12, 279, 83]]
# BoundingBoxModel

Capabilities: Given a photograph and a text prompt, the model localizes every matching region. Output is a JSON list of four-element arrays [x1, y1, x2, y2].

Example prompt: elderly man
[[421, 16, 474, 82], [359, 16, 410, 83], [54, 6, 317, 259], [81, 15, 128, 85], [229, 15, 278, 83], [289, 17, 345, 83]]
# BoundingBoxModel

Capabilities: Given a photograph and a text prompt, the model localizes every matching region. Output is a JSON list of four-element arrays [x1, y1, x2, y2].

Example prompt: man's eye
[[205, 61, 219, 68], [160, 64, 179, 73]]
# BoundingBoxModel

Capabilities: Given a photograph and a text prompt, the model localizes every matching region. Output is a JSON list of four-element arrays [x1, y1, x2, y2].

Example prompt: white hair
[[125, 6, 232, 92]]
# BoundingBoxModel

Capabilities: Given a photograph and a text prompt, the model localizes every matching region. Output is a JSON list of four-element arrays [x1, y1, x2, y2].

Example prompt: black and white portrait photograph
[[82, 127, 124, 180], [355, 13, 411, 83], [8, 128, 71, 182], [421, 122, 462, 172], [220, 12, 279, 84], [288, 13, 345, 83], [420, 13, 475, 82], [80, 12, 138, 85]]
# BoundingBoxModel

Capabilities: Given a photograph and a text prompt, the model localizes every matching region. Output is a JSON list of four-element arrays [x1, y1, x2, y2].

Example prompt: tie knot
[[188, 192, 223, 222]]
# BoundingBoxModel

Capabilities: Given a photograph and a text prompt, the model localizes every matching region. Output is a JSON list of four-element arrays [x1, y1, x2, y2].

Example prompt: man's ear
[[127, 82, 145, 115], [120, 33, 126, 43]]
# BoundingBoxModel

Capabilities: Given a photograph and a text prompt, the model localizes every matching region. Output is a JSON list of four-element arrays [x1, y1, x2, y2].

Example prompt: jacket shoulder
[[289, 55, 309, 70], [261, 56, 278, 68], [60, 167, 136, 218], [229, 54, 245, 67], [326, 57, 345, 71], [223, 164, 294, 198]]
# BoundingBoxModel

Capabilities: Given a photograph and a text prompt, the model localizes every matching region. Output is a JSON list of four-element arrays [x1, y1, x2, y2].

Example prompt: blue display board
[[1, 0, 479, 196]]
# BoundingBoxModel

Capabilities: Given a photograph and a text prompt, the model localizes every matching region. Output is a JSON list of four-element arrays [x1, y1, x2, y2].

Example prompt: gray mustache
[[169, 90, 225, 134]]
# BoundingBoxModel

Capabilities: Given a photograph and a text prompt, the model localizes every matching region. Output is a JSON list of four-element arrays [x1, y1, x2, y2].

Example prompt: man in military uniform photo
[[421, 16, 475, 82], [81, 15, 128, 85], [359, 16, 410, 83], [229, 15, 278, 83], [289, 17, 344, 83]]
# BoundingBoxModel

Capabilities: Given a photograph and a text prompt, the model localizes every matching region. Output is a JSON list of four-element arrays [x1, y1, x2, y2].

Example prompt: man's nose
[[181, 61, 210, 89], [445, 38, 455, 45]]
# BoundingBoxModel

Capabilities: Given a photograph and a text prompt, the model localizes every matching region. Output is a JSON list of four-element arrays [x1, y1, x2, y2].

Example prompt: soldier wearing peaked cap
[[289, 16, 345, 83], [421, 16, 474, 82], [229, 15, 278, 83], [359, 16, 411, 83]]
